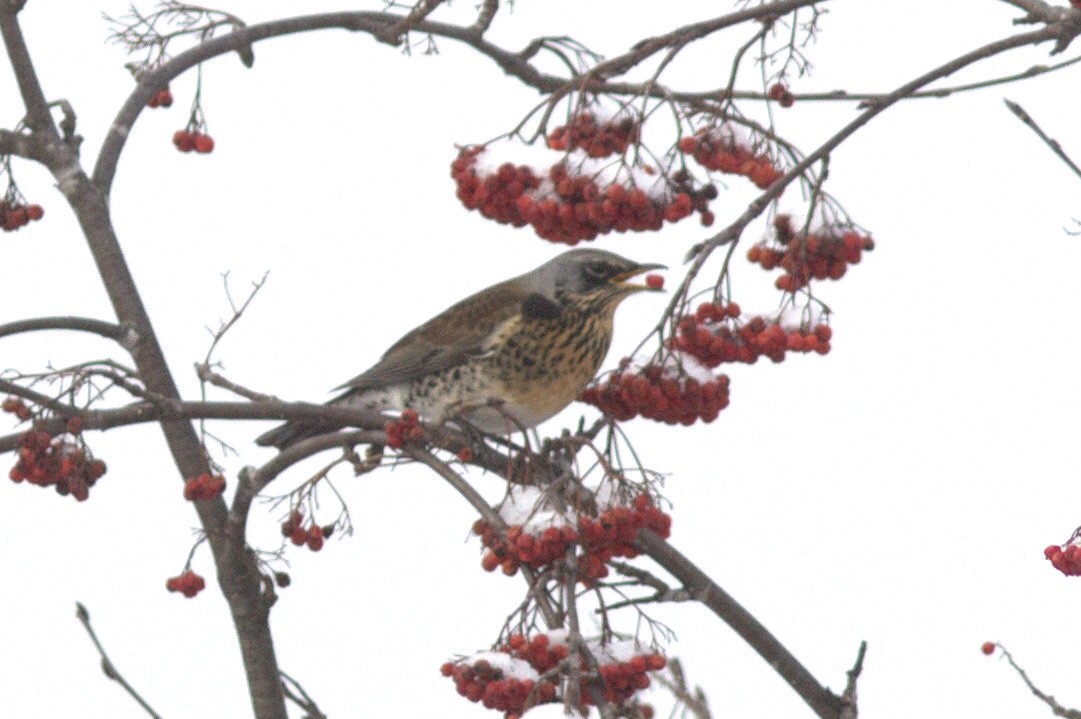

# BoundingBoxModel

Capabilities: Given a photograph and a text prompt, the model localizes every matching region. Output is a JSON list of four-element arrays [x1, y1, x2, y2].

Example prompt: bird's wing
[[334, 278, 529, 392]]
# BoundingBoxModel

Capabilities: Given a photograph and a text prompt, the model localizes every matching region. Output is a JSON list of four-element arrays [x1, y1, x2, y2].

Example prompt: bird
[[255, 248, 664, 449]]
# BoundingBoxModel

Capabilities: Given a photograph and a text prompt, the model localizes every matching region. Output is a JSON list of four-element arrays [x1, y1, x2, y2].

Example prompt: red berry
[[173, 130, 194, 152], [26, 204, 44, 221], [644, 273, 664, 290], [980, 641, 995, 656], [193, 134, 215, 154]]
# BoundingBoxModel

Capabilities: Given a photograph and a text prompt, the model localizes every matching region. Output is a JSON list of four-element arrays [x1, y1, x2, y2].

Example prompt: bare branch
[[0, 316, 130, 344], [996, 644, 1081, 718], [1005, 98, 1081, 181], [635, 529, 844, 719], [74, 602, 163, 719]]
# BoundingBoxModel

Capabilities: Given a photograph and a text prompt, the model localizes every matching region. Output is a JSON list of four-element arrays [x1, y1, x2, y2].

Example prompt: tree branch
[[0, 316, 130, 344], [635, 529, 845, 719], [74, 602, 163, 719]]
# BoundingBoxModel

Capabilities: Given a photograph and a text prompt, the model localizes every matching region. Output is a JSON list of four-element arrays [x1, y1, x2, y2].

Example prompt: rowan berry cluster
[[183, 472, 225, 501], [2, 396, 33, 420], [475, 521, 578, 575], [748, 214, 875, 292], [678, 128, 783, 189], [172, 128, 215, 154], [0, 198, 44, 232], [385, 408, 423, 449], [1044, 543, 1081, 576], [576, 494, 672, 580], [442, 633, 664, 717], [546, 112, 639, 158], [281, 510, 332, 552], [451, 145, 714, 245], [165, 570, 206, 598], [672, 303, 832, 366], [147, 87, 173, 108], [580, 361, 730, 425], [768, 82, 795, 107], [476, 493, 672, 582], [8, 426, 106, 502], [441, 652, 558, 716]]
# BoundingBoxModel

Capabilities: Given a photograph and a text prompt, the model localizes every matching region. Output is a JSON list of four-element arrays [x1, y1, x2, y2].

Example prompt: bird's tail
[[254, 420, 340, 450]]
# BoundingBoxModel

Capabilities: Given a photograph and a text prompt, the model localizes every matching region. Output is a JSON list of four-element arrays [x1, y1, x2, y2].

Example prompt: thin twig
[[74, 603, 163, 719], [1005, 98, 1081, 181]]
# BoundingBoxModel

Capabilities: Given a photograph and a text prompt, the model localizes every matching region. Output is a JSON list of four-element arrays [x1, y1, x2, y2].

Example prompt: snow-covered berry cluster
[[147, 86, 173, 108], [672, 303, 832, 366], [580, 357, 730, 425], [679, 127, 784, 189], [475, 521, 579, 575], [173, 129, 215, 154], [748, 214, 875, 292], [441, 650, 558, 716], [1045, 542, 1081, 576], [546, 111, 639, 158], [165, 570, 206, 598], [0, 198, 44, 232], [281, 510, 332, 552], [7, 425, 106, 502], [442, 632, 664, 718], [183, 472, 226, 501], [385, 408, 423, 449], [451, 144, 715, 245], [474, 487, 672, 583]]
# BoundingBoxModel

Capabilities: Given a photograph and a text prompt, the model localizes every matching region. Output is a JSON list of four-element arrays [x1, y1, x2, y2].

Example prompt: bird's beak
[[610, 263, 667, 292]]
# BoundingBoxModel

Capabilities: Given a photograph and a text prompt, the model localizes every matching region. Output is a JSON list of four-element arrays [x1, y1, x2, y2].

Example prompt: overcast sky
[[2, 2, 1080, 718]]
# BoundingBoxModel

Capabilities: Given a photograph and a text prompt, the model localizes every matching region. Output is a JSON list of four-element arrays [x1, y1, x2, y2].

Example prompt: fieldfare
[[256, 248, 663, 449]]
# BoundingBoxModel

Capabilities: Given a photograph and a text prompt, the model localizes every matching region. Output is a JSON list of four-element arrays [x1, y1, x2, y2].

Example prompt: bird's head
[[531, 249, 665, 307]]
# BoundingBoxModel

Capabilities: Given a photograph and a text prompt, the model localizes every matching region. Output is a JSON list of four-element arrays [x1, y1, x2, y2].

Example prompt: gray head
[[524, 248, 665, 300]]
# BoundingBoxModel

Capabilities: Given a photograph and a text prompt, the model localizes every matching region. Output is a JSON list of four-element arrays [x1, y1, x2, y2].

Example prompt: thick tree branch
[[0, 316, 130, 343], [636, 529, 846, 719]]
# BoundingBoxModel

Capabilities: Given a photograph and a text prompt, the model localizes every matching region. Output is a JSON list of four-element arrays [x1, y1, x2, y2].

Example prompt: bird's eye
[[584, 261, 610, 280]]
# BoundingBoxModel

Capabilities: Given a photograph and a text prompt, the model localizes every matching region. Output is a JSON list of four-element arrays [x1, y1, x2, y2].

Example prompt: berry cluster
[[475, 494, 671, 582], [165, 570, 206, 598], [1044, 543, 1081, 576], [183, 472, 226, 501], [475, 521, 579, 575], [594, 653, 667, 705], [147, 87, 173, 108], [672, 304, 832, 366], [442, 633, 665, 717], [546, 112, 639, 158], [172, 129, 215, 154], [768, 82, 795, 107], [385, 408, 423, 449], [8, 429, 106, 501], [441, 652, 557, 716], [0, 198, 44, 232], [678, 128, 783, 189], [2, 396, 33, 421], [451, 146, 714, 245], [576, 494, 672, 581], [281, 510, 332, 552], [580, 362, 730, 425], [748, 215, 875, 291]]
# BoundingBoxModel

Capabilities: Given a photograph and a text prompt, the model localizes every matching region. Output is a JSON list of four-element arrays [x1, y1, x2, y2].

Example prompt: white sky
[[2, 1, 1080, 718]]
